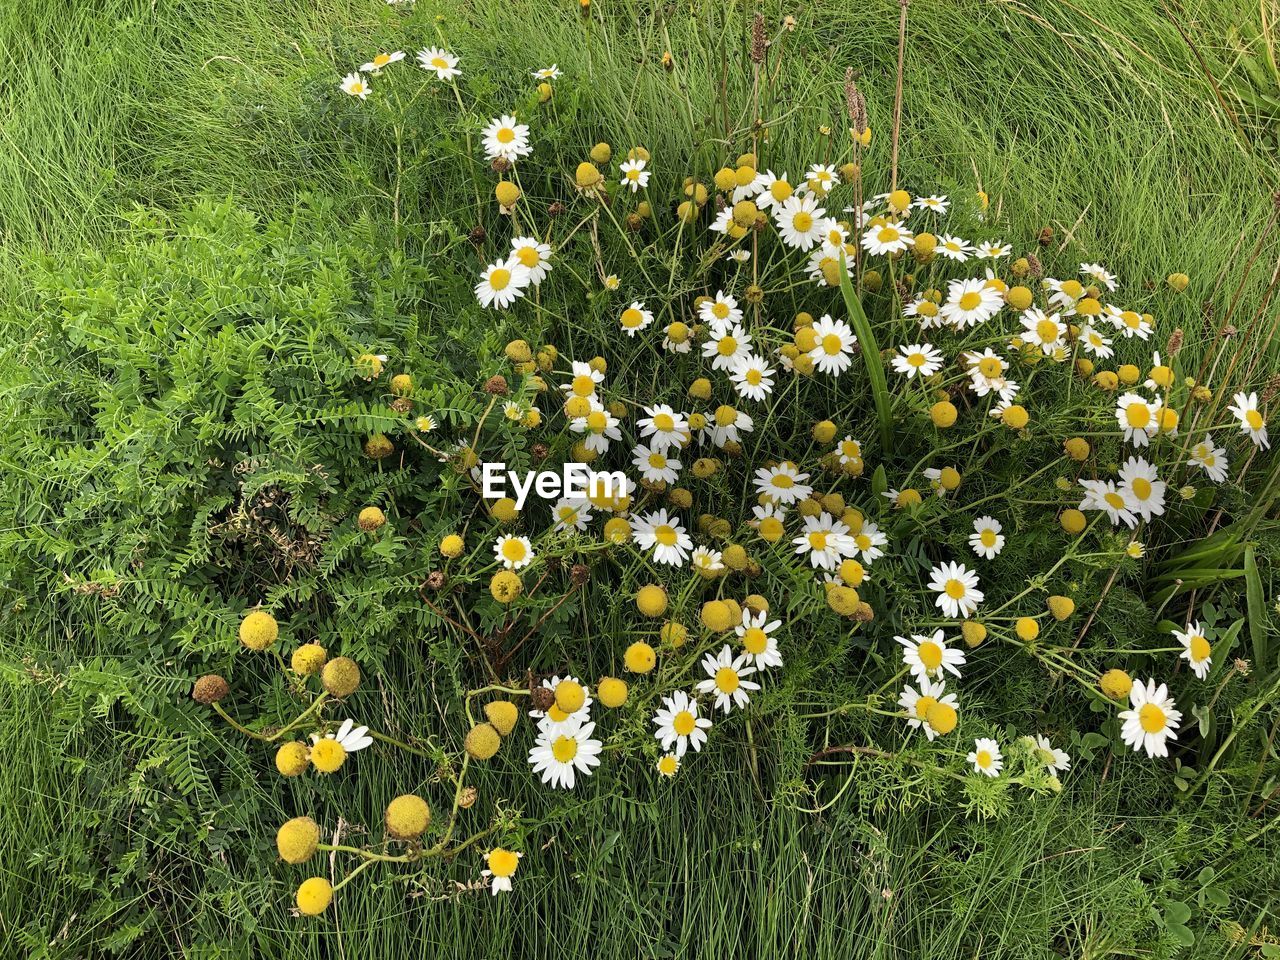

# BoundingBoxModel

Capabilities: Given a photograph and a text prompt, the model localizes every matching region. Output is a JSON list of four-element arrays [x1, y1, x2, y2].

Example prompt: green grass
[[2, 0, 1280, 957]]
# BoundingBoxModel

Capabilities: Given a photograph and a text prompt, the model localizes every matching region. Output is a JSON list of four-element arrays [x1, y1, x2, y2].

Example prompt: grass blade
[[837, 250, 893, 454]]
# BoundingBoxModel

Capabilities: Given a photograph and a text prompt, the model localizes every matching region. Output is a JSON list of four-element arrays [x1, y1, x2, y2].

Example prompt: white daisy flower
[[1174, 622, 1213, 680], [806, 248, 853, 287], [1115, 392, 1161, 447], [1079, 479, 1137, 528], [637, 404, 688, 450], [736, 609, 783, 669], [1079, 324, 1114, 359], [552, 497, 592, 532], [1228, 391, 1269, 449], [619, 300, 655, 336], [935, 234, 973, 262], [914, 194, 949, 214], [817, 219, 850, 256], [792, 512, 857, 570], [730, 353, 776, 401], [896, 629, 966, 683], [699, 290, 743, 326], [702, 319, 752, 371], [528, 718, 602, 789], [726, 249, 752, 262], [1188, 436, 1229, 483], [481, 848, 521, 896], [752, 170, 795, 210], [695, 645, 761, 713], [493, 534, 534, 570], [969, 516, 1005, 559], [927, 561, 984, 619], [975, 241, 1010, 259], [312, 718, 373, 754], [963, 348, 1017, 400], [861, 220, 914, 256], [1118, 456, 1166, 522], [652, 691, 712, 757], [1118, 679, 1182, 758], [532, 64, 562, 79], [1020, 308, 1066, 355], [1080, 262, 1117, 291], [475, 258, 532, 309], [656, 754, 681, 777], [709, 206, 734, 234], [691, 546, 724, 575], [708, 405, 754, 447], [968, 738, 1003, 777], [940, 277, 1002, 328], [340, 72, 371, 99], [835, 436, 863, 465], [807, 314, 858, 376], [568, 401, 622, 454], [851, 522, 888, 565], [898, 678, 957, 741], [417, 47, 461, 81], [481, 114, 532, 162], [360, 51, 405, 72], [1031, 734, 1071, 772], [891, 342, 944, 379], [1109, 307, 1153, 340], [632, 443, 681, 485], [619, 158, 650, 192], [753, 461, 812, 504], [510, 236, 552, 285], [632, 509, 693, 566], [776, 194, 827, 251], [529, 674, 594, 734]]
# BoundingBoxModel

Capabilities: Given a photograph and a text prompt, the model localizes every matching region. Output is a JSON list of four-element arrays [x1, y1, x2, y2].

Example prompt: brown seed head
[[426, 570, 446, 590], [193, 674, 229, 705], [571, 563, 591, 585], [484, 375, 509, 395]]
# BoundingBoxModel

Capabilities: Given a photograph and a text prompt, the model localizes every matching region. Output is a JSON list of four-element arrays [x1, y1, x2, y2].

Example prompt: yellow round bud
[[1099, 668, 1133, 700], [1047, 595, 1075, 621], [961, 621, 987, 648], [937, 466, 961, 491], [1117, 363, 1140, 385], [1064, 437, 1090, 462], [239, 610, 278, 651], [484, 700, 519, 736], [440, 533, 465, 558], [930, 400, 958, 428], [575, 161, 602, 188], [357, 506, 386, 531], [624, 641, 657, 674], [713, 167, 737, 192], [489, 570, 523, 604], [1060, 509, 1087, 535], [887, 189, 911, 213], [597, 676, 629, 708], [700, 600, 735, 632], [925, 701, 958, 735], [589, 142, 612, 164], [1001, 404, 1029, 429], [296, 877, 333, 916], [603, 517, 631, 543], [1015, 617, 1041, 641], [688, 377, 712, 401], [1167, 273, 1190, 292], [660, 621, 688, 648], [1006, 286, 1033, 310], [636, 584, 669, 617], [827, 584, 861, 616], [1094, 370, 1119, 391], [291, 643, 327, 676], [554, 679, 586, 714], [321, 656, 361, 698], [813, 419, 837, 443], [275, 741, 310, 777], [464, 723, 502, 760], [385, 794, 431, 840]]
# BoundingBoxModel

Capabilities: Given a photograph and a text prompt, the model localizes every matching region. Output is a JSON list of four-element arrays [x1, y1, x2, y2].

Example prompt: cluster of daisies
[[339, 45, 461, 101]]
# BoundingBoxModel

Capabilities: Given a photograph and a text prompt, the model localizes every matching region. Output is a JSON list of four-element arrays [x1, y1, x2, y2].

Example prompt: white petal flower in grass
[[360, 51, 405, 72], [940, 277, 1002, 328], [726, 249, 751, 263], [631, 443, 681, 485], [904, 296, 943, 329], [927, 561, 984, 618], [898, 678, 957, 741], [805, 163, 839, 194], [509, 236, 552, 285], [753, 170, 794, 210], [818, 219, 850, 256], [529, 674, 594, 733], [340, 72, 371, 99], [968, 738, 1003, 777], [1079, 324, 1114, 359], [327, 719, 373, 752], [691, 546, 724, 575], [914, 194, 949, 214], [964, 347, 1015, 399], [1079, 479, 1137, 528], [935, 234, 973, 262], [1174, 621, 1213, 680], [792, 512, 857, 571], [532, 64, 562, 79], [528, 718, 602, 789], [475, 259, 531, 309], [493, 535, 534, 570], [702, 320, 752, 371], [736, 609, 783, 670], [1080, 262, 1118, 291], [851, 522, 888, 565], [619, 300, 655, 337], [891, 342, 944, 379], [1032, 734, 1071, 772], [1228, 391, 1270, 449], [709, 207, 734, 234], [731, 353, 775, 401], [481, 848, 521, 896], [807, 314, 857, 376], [807, 248, 854, 287], [835, 436, 862, 465], [975, 240, 1011, 259], [1118, 679, 1182, 758], [568, 403, 621, 454], [699, 290, 743, 326], [897, 629, 965, 683], [656, 754, 681, 778], [637, 404, 688, 451], [861, 220, 913, 256], [1118, 456, 1166, 522], [696, 645, 761, 714], [776, 194, 827, 251], [632, 509, 693, 566], [1188, 436, 1229, 483], [417, 47, 461, 81], [968, 516, 1005, 559], [1115, 392, 1160, 447], [708, 405, 753, 446], [652, 691, 712, 757], [754, 461, 812, 504], [1109, 307, 1153, 340], [551, 497, 592, 533], [481, 114, 531, 162], [1019, 308, 1066, 355], [619, 158, 650, 192]]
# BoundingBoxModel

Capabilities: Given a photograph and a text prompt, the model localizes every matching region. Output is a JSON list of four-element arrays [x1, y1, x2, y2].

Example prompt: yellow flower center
[[770, 181, 793, 201], [976, 749, 992, 768], [586, 410, 607, 432], [374, 53, 392, 67], [1138, 703, 1166, 733], [1190, 635, 1211, 662], [501, 540, 527, 562], [791, 212, 813, 233], [944, 579, 967, 599], [552, 736, 578, 762], [715, 666, 740, 693], [648, 452, 667, 469], [822, 333, 843, 355], [1246, 409, 1264, 429], [547, 704, 569, 722], [855, 534, 872, 550], [1131, 478, 1152, 500], [772, 473, 794, 488], [496, 127, 515, 144], [1120, 311, 1141, 329], [980, 530, 997, 547], [841, 441, 861, 458], [572, 374, 596, 396], [717, 335, 739, 356], [712, 302, 730, 319], [432, 57, 448, 69], [1104, 492, 1126, 510], [488, 848, 519, 878], [516, 246, 540, 267], [672, 711, 696, 736], [489, 268, 511, 291], [876, 226, 899, 243], [959, 291, 982, 310], [653, 413, 674, 431], [1125, 403, 1150, 428], [621, 307, 644, 328], [914, 695, 937, 720], [742, 627, 768, 655], [654, 524, 678, 546], [714, 405, 737, 426], [746, 368, 763, 385], [917, 641, 943, 670], [657, 755, 679, 776], [908, 352, 927, 368], [808, 531, 829, 551], [1036, 319, 1060, 342]]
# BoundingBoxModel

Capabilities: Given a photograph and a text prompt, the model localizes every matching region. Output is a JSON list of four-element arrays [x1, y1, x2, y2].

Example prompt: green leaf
[[1244, 544, 1269, 672], [837, 251, 893, 454]]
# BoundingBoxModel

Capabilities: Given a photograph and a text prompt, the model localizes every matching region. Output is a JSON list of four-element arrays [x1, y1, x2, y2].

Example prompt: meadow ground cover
[[3, 0, 1280, 958]]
